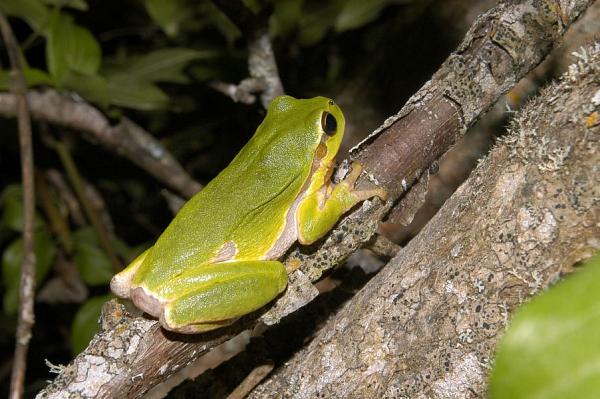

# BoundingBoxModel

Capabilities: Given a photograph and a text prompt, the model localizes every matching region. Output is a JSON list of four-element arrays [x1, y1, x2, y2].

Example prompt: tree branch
[[0, 12, 37, 399], [211, 1, 284, 108], [249, 41, 600, 398], [0, 89, 201, 198], [35, 1, 595, 397]]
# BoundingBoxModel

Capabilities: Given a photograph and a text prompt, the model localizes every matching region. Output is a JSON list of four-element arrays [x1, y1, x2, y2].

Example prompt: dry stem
[[0, 12, 37, 399]]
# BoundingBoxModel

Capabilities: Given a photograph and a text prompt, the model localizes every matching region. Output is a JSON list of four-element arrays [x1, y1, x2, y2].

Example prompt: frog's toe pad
[[159, 311, 236, 334]]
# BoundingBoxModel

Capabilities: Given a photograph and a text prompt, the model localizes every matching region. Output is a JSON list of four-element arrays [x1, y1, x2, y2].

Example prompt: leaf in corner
[[489, 253, 600, 399], [70, 293, 113, 354]]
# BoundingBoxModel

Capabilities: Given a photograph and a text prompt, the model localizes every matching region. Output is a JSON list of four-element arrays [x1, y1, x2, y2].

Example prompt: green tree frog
[[110, 95, 387, 333]]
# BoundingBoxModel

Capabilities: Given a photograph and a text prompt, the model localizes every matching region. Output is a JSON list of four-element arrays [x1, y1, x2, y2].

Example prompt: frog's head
[[315, 97, 345, 167], [268, 95, 346, 168]]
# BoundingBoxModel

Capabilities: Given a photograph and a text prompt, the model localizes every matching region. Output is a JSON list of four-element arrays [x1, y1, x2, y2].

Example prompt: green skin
[[110, 95, 386, 333]]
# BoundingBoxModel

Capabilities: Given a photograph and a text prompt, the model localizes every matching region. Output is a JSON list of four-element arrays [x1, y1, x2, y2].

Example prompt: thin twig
[[45, 169, 86, 226], [0, 90, 202, 198], [52, 137, 122, 271], [36, 171, 74, 254], [0, 13, 37, 399], [247, 29, 284, 107], [212, 1, 284, 108]]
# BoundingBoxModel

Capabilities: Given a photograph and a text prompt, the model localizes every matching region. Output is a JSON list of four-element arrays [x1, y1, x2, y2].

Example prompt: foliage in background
[[1, 1, 597, 397], [1, 184, 54, 315], [0, 0, 401, 367], [0, 0, 218, 110], [489, 253, 600, 398], [0, 184, 128, 342]]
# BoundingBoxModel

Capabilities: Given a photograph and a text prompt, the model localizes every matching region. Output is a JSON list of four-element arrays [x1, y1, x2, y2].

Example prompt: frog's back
[[137, 96, 328, 287]]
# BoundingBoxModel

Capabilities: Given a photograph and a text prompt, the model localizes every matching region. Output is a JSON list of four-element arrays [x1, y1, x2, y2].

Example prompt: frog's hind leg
[[159, 260, 288, 333]]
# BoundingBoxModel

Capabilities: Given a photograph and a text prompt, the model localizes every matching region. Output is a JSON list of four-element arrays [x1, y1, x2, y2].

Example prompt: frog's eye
[[321, 112, 337, 136]]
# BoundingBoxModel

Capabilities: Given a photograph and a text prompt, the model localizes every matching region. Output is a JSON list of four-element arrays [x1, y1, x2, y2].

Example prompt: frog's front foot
[[344, 162, 364, 186], [343, 162, 388, 202]]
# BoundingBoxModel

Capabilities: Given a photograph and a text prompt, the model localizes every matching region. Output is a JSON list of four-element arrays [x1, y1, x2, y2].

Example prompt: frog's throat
[[131, 286, 164, 318], [264, 142, 333, 259]]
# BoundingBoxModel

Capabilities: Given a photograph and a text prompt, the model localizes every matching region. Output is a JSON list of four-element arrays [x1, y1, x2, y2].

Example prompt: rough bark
[[353, 0, 593, 203], [249, 42, 600, 398], [35, 1, 596, 397]]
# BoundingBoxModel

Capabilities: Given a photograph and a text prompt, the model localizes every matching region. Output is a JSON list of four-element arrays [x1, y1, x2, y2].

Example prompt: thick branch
[[353, 0, 592, 207], [0, 90, 201, 198], [0, 12, 37, 399], [249, 42, 600, 398], [35, 1, 595, 397]]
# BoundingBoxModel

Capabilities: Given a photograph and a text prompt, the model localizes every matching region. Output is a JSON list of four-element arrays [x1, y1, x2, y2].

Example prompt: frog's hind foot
[[159, 314, 237, 334], [131, 286, 164, 319]]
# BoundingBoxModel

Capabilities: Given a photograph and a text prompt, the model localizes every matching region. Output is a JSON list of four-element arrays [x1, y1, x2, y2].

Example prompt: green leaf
[[1, 184, 43, 232], [489, 253, 600, 399], [1, 184, 25, 232], [270, 0, 304, 38], [297, 3, 339, 46], [197, 1, 241, 45], [72, 227, 114, 286], [0, 68, 54, 91], [2, 230, 56, 314], [3, 288, 19, 318], [41, 0, 88, 11], [106, 48, 216, 85], [46, 11, 101, 83], [0, 0, 50, 33], [334, 0, 389, 33], [70, 294, 113, 354], [62, 72, 109, 107], [105, 79, 169, 111], [46, 11, 66, 82], [143, 0, 188, 37], [62, 70, 170, 111]]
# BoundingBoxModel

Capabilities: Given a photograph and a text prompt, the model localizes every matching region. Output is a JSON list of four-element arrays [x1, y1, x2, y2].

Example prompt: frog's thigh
[[161, 260, 288, 333]]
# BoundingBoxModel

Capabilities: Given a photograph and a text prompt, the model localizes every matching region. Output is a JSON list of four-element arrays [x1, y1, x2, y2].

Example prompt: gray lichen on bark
[[248, 42, 600, 398]]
